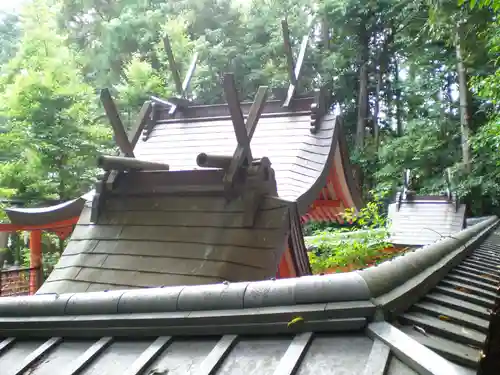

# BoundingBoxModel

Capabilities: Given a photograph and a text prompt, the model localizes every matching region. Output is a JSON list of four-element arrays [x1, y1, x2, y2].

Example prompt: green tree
[[0, 1, 112, 203], [0, 12, 21, 66]]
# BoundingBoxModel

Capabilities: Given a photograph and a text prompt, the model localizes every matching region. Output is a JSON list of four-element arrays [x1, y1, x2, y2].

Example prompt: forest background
[[0, 0, 498, 221]]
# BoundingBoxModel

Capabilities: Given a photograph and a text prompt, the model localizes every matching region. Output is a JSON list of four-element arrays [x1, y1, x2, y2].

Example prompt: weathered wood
[[80, 202, 287, 229], [150, 95, 176, 108], [130, 101, 153, 147], [100, 88, 134, 157], [109, 169, 227, 196], [90, 176, 106, 223], [107, 100, 152, 189], [167, 97, 192, 108], [103, 195, 288, 213], [182, 51, 198, 95], [242, 158, 274, 226], [222, 78, 269, 191], [281, 19, 297, 86], [223, 73, 250, 161], [197, 153, 232, 169], [74, 267, 224, 289], [53, 253, 271, 282], [246, 86, 269, 139], [163, 35, 183, 95], [98, 155, 170, 172], [242, 190, 262, 227], [283, 35, 309, 108], [71, 224, 283, 249], [196, 153, 271, 171], [310, 87, 329, 134], [144, 102, 160, 141], [66, 237, 276, 269], [155, 96, 314, 120], [93, 98, 152, 221]]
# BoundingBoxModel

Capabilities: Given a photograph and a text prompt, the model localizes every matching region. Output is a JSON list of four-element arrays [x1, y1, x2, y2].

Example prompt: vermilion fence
[[0, 265, 41, 297]]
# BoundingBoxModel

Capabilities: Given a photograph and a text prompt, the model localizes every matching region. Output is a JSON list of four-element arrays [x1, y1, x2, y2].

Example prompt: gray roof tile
[[1, 214, 498, 374]]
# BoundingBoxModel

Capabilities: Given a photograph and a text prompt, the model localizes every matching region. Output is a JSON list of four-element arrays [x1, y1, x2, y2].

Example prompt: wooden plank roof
[[135, 97, 362, 216], [36, 194, 291, 294]]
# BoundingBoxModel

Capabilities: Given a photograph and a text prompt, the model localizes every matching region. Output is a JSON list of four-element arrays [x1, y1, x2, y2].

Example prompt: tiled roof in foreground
[[0, 216, 498, 375]]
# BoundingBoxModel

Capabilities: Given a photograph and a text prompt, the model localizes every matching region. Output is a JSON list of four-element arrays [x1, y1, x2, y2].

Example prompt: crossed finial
[[281, 16, 314, 107]]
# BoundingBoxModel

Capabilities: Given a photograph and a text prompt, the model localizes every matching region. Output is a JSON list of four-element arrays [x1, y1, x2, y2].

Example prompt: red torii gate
[[0, 193, 90, 294]]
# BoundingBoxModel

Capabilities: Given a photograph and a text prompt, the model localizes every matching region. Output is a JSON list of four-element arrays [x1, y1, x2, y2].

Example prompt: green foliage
[[458, 0, 500, 212], [19, 232, 62, 277], [373, 118, 461, 197], [0, 1, 113, 202], [0, 12, 20, 66], [306, 197, 394, 274]]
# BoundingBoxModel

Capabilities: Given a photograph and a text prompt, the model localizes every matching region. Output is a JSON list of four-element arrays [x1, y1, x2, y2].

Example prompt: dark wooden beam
[[155, 96, 314, 120], [246, 86, 269, 139], [182, 52, 198, 95], [281, 19, 297, 86], [142, 102, 160, 141], [222, 74, 269, 189], [283, 34, 309, 108], [98, 155, 170, 172], [223, 73, 251, 161], [163, 35, 183, 95], [129, 101, 152, 147], [107, 101, 152, 190], [93, 100, 152, 222], [309, 87, 329, 134], [150, 95, 175, 108], [100, 89, 134, 157]]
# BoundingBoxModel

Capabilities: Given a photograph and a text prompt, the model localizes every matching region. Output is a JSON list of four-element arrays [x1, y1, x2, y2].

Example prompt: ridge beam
[[100, 89, 134, 158]]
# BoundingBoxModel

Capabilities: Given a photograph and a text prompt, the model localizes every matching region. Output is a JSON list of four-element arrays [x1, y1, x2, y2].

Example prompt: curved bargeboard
[[37, 98, 361, 293]]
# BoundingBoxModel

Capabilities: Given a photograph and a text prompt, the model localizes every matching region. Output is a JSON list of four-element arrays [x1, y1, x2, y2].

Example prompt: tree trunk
[[355, 23, 369, 151], [446, 72, 453, 114], [394, 56, 403, 136], [374, 63, 382, 149], [455, 24, 472, 173], [322, 17, 330, 50], [374, 29, 393, 150]]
